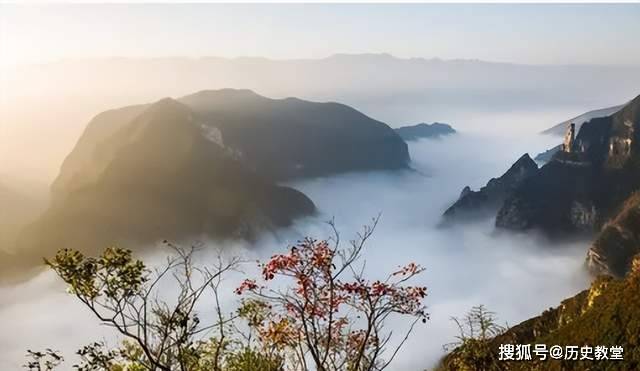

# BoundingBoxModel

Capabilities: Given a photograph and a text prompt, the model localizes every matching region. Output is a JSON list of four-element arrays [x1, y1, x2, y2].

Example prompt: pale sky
[[1, 3, 640, 67]]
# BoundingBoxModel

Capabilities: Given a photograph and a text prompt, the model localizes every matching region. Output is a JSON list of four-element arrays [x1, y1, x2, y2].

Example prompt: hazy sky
[[2, 3, 640, 68]]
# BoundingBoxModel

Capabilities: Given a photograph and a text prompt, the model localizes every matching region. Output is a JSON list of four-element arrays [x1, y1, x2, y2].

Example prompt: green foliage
[[440, 270, 640, 371], [441, 305, 505, 371], [225, 347, 284, 371], [32, 223, 425, 371], [237, 298, 271, 328], [45, 247, 147, 300]]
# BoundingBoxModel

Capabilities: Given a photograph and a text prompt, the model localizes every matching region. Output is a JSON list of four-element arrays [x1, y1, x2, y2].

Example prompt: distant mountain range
[[394, 122, 455, 141], [6, 54, 640, 184], [2, 90, 409, 280]]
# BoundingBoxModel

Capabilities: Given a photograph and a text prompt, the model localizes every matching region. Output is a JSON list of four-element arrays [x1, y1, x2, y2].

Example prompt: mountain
[[442, 154, 538, 222], [587, 192, 640, 277], [541, 104, 625, 136], [51, 89, 409, 188], [496, 94, 640, 236], [439, 260, 640, 370], [179, 89, 409, 180], [7, 98, 316, 278], [7, 55, 640, 184], [394, 122, 455, 141], [534, 144, 561, 163]]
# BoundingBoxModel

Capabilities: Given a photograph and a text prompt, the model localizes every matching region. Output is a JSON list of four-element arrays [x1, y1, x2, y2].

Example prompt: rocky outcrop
[[442, 154, 538, 221], [394, 122, 455, 141], [541, 104, 625, 136], [496, 94, 640, 235], [562, 123, 576, 152], [587, 192, 640, 277], [11, 98, 316, 277], [534, 144, 561, 163]]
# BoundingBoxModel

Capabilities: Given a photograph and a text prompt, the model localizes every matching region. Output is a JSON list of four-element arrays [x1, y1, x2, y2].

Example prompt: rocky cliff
[[587, 192, 640, 277], [533, 144, 561, 164], [541, 104, 625, 136], [442, 154, 538, 222], [496, 94, 640, 236], [394, 122, 455, 141]]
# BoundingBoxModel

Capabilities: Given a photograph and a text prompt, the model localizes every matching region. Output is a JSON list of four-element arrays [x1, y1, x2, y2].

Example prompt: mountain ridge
[[394, 122, 455, 141], [5, 97, 319, 281]]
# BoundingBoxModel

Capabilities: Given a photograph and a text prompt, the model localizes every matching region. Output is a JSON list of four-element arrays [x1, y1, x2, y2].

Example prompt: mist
[[3, 55, 640, 185], [0, 120, 591, 370]]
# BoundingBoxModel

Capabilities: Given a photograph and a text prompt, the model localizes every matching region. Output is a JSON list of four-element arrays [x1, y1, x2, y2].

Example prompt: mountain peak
[[513, 153, 534, 166], [442, 153, 538, 222], [146, 97, 186, 112], [183, 88, 263, 101], [394, 122, 456, 141]]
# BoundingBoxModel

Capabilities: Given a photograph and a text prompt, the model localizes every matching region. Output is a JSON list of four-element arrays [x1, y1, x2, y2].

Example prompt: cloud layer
[[0, 126, 590, 370]]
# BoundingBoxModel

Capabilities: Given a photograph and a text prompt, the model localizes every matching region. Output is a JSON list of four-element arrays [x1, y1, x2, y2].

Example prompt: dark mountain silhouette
[[440, 94, 640, 278], [442, 154, 538, 222], [179, 89, 409, 180], [4, 90, 413, 280], [394, 122, 455, 141], [534, 144, 561, 163], [6, 98, 317, 279], [52, 89, 409, 186], [497, 94, 640, 237]]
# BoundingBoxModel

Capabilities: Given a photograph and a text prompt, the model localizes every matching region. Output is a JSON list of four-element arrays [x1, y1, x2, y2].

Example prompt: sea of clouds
[[0, 114, 591, 370]]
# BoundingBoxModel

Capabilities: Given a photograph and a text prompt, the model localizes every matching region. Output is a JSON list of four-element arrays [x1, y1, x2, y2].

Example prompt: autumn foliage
[[30, 219, 427, 371], [235, 218, 428, 371]]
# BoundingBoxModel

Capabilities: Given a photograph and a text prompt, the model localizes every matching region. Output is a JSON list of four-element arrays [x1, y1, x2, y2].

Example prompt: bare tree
[[45, 242, 241, 371], [443, 305, 506, 371]]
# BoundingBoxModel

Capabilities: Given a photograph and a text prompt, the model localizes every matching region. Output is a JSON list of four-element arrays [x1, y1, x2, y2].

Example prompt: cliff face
[[11, 98, 315, 277], [439, 261, 640, 370], [496, 94, 640, 235], [495, 160, 600, 234], [534, 145, 561, 164], [442, 154, 538, 222], [587, 192, 640, 277]]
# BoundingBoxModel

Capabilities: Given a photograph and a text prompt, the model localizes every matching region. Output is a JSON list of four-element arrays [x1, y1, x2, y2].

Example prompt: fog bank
[[0, 127, 590, 370]]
